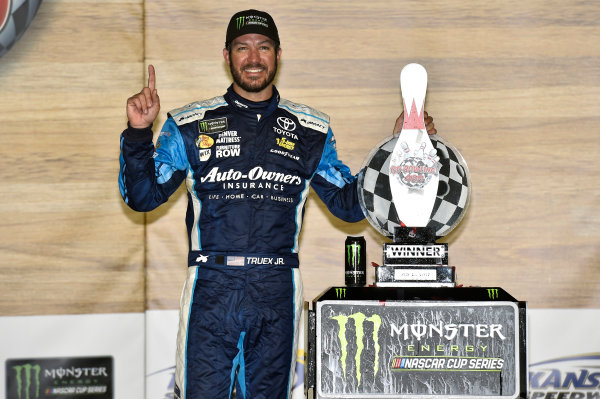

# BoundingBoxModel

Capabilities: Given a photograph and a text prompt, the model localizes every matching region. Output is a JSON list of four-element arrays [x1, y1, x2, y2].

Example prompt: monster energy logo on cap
[[236, 15, 268, 30], [236, 16, 245, 29], [226, 9, 280, 46], [331, 312, 382, 386]]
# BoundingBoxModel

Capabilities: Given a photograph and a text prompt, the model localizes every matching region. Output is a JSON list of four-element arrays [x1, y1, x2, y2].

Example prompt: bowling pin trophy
[[379, 63, 453, 286], [306, 64, 527, 399]]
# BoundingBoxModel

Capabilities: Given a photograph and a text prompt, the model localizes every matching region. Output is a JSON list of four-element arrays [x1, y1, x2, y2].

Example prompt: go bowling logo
[[390, 141, 440, 190]]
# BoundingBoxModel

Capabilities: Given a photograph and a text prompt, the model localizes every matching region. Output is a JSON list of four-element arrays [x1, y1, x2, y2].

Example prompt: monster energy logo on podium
[[330, 312, 382, 386], [335, 288, 346, 299], [11, 363, 41, 399], [316, 300, 522, 398], [345, 236, 366, 286], [488, 289, 499, 299]]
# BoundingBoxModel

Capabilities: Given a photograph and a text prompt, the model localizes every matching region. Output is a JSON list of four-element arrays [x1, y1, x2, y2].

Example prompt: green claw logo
[[487, 289, 499, 300], [335, 288, 346, 299], [331, 312, 382, 386], [236, 16, 245, 30], [11, 363, 41, 399], [346, 242, 362, 266]]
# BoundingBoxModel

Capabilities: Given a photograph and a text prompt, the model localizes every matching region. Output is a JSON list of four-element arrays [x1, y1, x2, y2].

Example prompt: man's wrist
[[123, 122, 154, 142]]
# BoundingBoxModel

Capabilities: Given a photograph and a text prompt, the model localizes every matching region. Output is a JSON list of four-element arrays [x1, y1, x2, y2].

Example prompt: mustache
[[241, 63, 267, 70]]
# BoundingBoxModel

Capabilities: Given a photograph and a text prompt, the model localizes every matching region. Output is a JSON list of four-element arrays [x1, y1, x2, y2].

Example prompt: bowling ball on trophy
[[357, 134, 471, 239], [0, 0, 42, 58]]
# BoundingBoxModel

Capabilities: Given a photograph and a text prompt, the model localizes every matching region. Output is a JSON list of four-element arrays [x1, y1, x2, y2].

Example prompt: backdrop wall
[[0, 0, 599, 316]]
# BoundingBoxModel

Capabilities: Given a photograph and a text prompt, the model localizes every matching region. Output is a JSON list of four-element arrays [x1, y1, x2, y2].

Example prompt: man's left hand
[[393, 111, 437, 135]]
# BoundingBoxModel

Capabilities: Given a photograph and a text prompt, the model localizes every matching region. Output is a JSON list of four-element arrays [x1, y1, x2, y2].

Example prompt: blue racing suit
[[119, 85, 364, 398]]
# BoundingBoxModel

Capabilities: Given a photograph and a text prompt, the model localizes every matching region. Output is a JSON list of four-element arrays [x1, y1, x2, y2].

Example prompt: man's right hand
[[126, 65, 160, 129]]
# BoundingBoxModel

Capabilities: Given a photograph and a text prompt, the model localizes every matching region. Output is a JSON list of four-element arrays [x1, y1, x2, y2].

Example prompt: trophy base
[[307, 286, 527, 399], [374, 264, 455, 287]]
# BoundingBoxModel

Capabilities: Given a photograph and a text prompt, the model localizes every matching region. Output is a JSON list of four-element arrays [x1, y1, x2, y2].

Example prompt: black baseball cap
[[225, 9, 280, 47]]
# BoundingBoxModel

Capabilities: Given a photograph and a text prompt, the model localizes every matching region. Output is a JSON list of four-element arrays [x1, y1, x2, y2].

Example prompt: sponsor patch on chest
[[198, 117, 228, 134]]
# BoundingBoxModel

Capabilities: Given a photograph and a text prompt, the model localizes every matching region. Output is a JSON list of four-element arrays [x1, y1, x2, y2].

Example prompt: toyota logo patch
[[277, 117, 296, 132]]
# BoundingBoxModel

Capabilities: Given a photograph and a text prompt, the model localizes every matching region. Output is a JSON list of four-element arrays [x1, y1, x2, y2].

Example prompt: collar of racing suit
[[224, 84, 280, 120]]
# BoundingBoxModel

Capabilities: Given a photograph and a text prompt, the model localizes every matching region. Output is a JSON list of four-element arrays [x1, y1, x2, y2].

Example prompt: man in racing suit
[[119, 9, 435, 399]]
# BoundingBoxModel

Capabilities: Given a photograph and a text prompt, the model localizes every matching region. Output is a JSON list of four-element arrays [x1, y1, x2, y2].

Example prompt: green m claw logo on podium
[[330, 313, 382, 386], [11, 363, 41, 399]]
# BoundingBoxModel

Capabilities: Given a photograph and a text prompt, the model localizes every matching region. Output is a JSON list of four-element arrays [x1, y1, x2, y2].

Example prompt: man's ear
[[223, 47, 230, 63]]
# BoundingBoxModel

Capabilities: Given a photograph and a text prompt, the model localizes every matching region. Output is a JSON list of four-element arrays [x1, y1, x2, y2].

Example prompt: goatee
[[230, 59, 278, 93]]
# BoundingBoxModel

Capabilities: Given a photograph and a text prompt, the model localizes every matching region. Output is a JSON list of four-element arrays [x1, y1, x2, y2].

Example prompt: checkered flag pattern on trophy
[[357, 64, 471, 240]]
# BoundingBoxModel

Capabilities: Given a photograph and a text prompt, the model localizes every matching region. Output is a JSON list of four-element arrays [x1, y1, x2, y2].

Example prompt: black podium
[[306, 287, 527, 399]]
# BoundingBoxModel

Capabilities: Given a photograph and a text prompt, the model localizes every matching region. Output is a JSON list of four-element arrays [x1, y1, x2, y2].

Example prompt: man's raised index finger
[[148, 64, 156, 90]]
